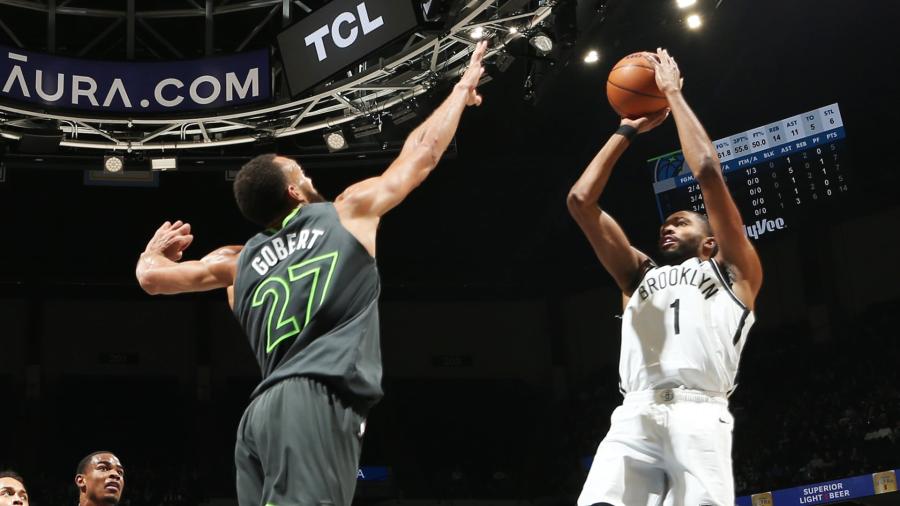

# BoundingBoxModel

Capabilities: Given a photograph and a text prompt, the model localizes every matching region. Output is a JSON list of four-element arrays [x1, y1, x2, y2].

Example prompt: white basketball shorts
[[577, 388, 735, 506]]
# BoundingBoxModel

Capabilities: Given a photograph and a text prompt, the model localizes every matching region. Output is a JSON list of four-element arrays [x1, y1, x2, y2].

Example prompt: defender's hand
[[457, 40, 488, 107], [621, 108, 670, 134], [648, 48, 683, 95], [144, 220, 194, 261]]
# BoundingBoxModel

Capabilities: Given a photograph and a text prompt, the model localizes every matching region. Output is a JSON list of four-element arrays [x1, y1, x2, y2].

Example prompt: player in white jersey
[[567, 48, 763, 506]]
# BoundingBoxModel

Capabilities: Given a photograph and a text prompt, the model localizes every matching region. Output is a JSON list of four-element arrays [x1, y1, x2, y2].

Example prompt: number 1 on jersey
[[670, 299, 681, 335]]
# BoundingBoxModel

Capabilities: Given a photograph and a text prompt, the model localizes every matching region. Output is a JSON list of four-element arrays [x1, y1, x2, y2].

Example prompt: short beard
[[658, 237, 703, 265]]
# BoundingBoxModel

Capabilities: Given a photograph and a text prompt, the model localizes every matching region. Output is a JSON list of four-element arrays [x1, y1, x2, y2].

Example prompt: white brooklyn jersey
[[620, 257, 753, 394]]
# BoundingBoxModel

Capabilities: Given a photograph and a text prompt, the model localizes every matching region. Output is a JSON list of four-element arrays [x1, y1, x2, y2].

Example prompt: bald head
[[76, 452, 124, 506]]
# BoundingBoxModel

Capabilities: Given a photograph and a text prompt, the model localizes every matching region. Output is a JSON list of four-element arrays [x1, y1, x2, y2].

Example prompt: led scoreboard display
[[648, 103, 849, 238]]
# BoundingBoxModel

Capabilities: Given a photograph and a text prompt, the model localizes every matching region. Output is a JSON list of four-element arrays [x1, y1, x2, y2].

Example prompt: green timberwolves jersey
[[232, 203, 383, 408]]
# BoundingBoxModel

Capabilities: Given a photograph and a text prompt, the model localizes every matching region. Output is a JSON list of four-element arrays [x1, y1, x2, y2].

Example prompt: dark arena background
[[0, 0, 898, 505]]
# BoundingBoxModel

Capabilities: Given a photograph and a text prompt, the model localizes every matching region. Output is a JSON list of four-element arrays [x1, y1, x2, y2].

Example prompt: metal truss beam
[[0, 0, 554, 152], [0, 0, 286, 18]]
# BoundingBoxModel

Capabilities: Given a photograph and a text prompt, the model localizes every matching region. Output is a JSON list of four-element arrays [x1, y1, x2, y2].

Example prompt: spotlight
[[676, 0, 697, 8], [103, 155, 124, 173], [686, 14, 702, 29], [584, 50, 600, 64], [323, 130, 347, 152], [469, 26, 485, 40], [150, 157, 178, 171], [509, 26, 518, 34], [529, 32, 553, 53], [352, 117, 382, 139]]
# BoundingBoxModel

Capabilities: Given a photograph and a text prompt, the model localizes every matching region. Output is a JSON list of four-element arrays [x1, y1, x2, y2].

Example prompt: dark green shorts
[[235, 377, 366, 506]]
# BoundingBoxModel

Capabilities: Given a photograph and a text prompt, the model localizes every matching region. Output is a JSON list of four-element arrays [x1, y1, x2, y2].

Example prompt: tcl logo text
[[304, 2, 384, 62]]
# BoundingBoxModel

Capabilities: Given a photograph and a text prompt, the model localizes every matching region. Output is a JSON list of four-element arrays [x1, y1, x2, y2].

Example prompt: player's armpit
[[567, 203, 651, 296]]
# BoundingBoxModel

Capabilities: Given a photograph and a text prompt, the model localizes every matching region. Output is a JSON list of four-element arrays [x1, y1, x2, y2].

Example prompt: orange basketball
[[606, 52, 668, 119]]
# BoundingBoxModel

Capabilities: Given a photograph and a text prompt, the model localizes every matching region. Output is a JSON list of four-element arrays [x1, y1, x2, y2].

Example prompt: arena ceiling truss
[[0, 0, 557, 152]]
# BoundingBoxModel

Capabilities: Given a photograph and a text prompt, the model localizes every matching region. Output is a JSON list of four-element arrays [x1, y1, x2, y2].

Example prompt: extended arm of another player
[[335, 41, 487, 218], [567, 130, 651, 295], [135, 221, 241, 295], [652, 49, 762, 299]]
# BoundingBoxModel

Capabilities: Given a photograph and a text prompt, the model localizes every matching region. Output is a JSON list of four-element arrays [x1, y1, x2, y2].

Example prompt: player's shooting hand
[[648, 48, 683, 95], [457, 40, 488, 107], [144, 220, 194, 261], [621, 108, 670, 134]]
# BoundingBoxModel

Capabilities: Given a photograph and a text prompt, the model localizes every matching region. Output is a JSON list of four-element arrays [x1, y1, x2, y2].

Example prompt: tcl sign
[[278, 0, 418, 96], [305, 3, 385, 62]]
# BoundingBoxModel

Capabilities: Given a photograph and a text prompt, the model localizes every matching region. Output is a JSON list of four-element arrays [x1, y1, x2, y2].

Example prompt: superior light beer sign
[[736, 469, 900, 506], [0, 46, 270, 113]]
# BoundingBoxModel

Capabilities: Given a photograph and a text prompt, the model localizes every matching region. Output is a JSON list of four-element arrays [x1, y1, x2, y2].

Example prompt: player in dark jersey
[[75, 451, 125, 506], [0, 471, 29, 506], [134, 41, 488, 506]]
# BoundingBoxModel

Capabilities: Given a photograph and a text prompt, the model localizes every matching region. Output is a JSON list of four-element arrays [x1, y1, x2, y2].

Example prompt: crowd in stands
[[4, 298, 898, 504], [730, 299, 900, 493]]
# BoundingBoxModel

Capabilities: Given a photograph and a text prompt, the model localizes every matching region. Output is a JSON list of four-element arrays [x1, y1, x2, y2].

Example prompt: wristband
[[615, 124, 638, 141]]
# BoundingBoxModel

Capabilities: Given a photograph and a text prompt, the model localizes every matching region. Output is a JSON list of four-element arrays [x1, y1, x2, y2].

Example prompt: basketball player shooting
[[567, 48, 763, 506], [134, 41, 488, 506]]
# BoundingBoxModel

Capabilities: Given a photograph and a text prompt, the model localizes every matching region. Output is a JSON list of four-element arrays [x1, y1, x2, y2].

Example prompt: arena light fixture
[[352, 117, 383, 139], [509, 26, 518, 34], [469, 26, 485, 40], [391, 103, 418, 125], [103, 155, 124, 173], [324, 130, 347, 152], [677, 0, 697, 8], [150, 157, 178, 171], [686, 14, 703, 29], [529, 32, 553, 53], [584, 50, 600, 64]]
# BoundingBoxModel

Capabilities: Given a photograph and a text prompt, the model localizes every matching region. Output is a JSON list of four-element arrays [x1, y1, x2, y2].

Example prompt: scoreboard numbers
[[647, 103, 850, 238]]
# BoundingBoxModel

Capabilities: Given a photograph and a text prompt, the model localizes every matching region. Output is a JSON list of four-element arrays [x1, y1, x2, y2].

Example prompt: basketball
[[606, 52, 669, 119]]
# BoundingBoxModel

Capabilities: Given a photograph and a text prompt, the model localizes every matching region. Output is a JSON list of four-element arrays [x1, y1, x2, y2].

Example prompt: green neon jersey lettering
[[251, 251, 340, 354]]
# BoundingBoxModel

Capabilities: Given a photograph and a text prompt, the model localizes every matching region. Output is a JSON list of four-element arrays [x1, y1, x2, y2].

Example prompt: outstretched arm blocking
[[335, 41, 489, 220]]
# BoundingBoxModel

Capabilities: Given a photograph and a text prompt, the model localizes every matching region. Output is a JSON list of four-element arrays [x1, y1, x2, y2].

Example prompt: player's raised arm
[[650, 48, 762, 306], [334, 41, 487, 222], [135, 220, 241, 297], [567, 111, 668, 295]]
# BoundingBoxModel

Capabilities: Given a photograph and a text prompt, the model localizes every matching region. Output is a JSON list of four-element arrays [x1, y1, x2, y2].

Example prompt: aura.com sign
[[0, 46, 270, 113]]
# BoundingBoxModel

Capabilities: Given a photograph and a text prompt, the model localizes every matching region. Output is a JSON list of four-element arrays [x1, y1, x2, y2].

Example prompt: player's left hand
[[648, 48, 683, 95], [144, 220, 194, 261], [621, 108, 670, 133]]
